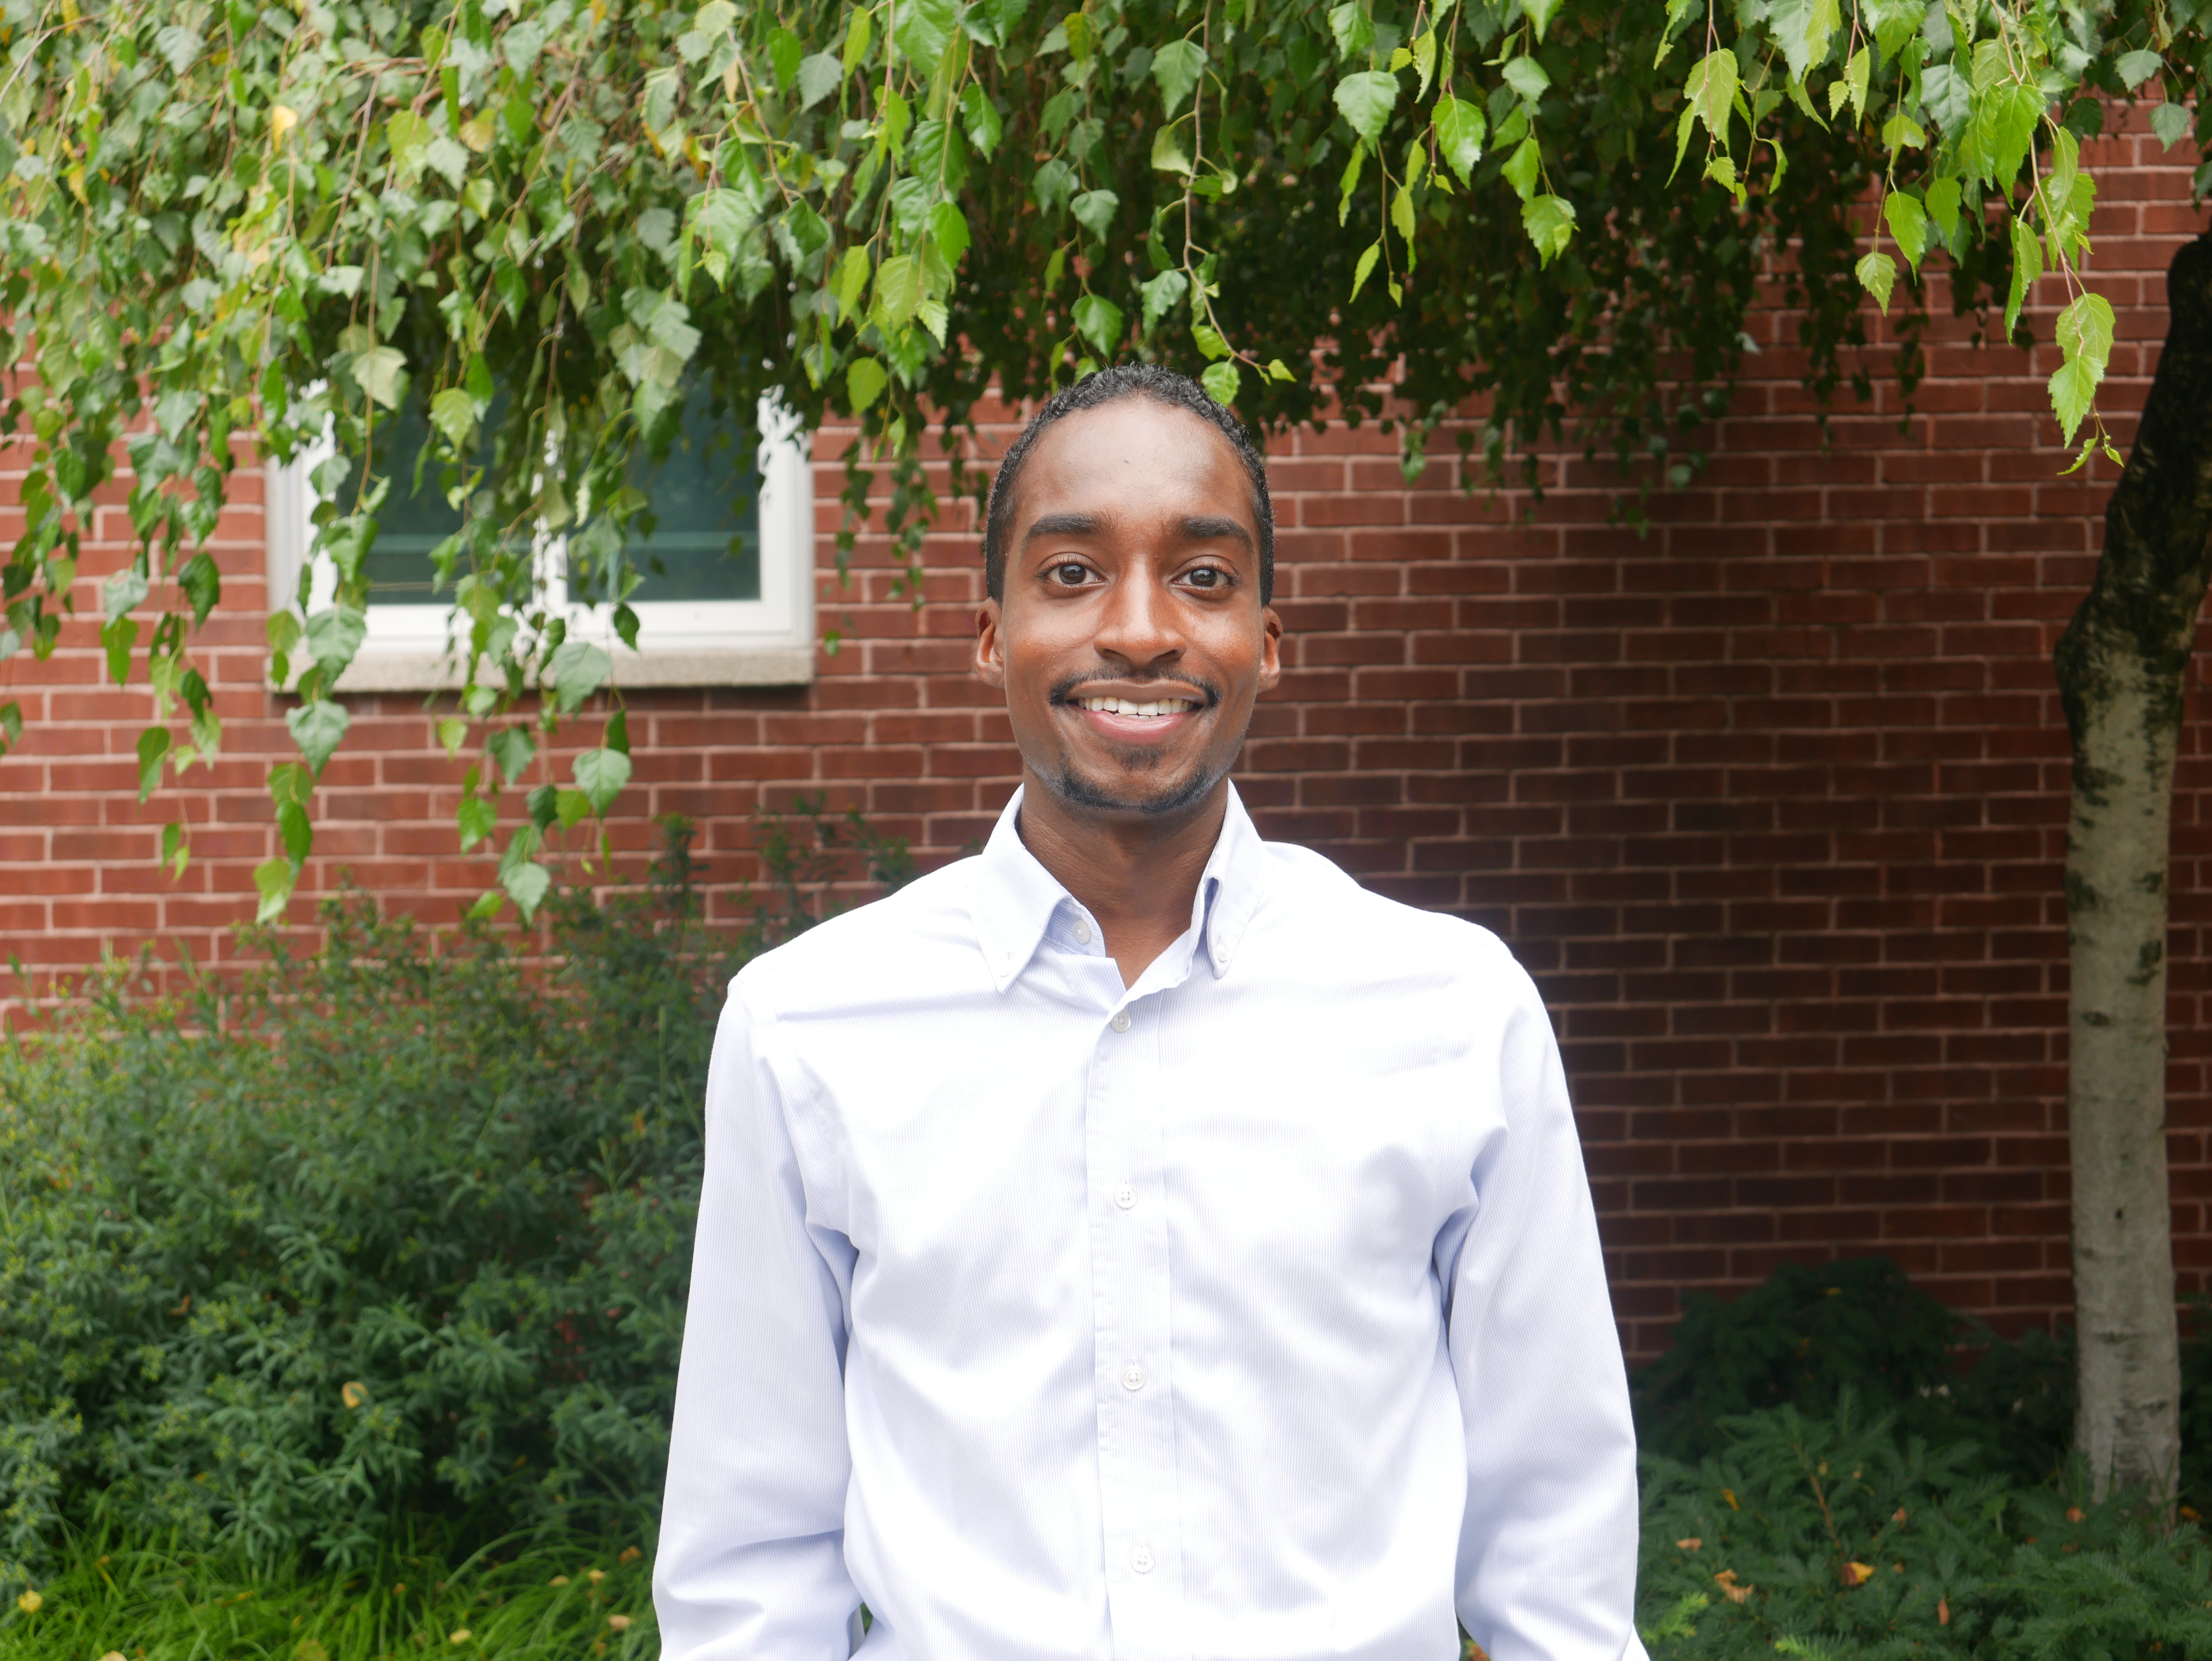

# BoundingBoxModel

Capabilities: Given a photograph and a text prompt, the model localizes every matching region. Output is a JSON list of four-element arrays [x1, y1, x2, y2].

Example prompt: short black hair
[[982, 363, 1274, 604]]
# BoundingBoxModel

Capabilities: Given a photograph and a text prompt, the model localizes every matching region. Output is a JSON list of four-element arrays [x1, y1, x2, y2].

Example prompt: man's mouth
[[1073, 695, 1201, 719]]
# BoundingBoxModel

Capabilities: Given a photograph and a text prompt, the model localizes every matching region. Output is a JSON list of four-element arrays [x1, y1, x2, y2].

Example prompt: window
[[266, 392, 815, 691]]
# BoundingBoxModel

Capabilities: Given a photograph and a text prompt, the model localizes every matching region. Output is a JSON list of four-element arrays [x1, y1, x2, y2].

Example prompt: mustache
[[1048, 672, 1221, 708]]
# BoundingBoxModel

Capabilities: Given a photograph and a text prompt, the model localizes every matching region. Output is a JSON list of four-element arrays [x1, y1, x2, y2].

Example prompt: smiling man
[[654, 366, 1647, 1661]]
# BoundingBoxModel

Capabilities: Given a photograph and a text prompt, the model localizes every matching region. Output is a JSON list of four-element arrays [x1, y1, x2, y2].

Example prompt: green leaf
[[431, 388, 478, 450], [286, 699, 351, 775], [135, 725, 170, 802], [1501, 57, 1550, 104], [1766, 0, 1842, 82], [1072, 189, 1120, 240], [1140, 270, 1188, 331], [1522, 194, 1577, 264], [1333, 70, 1400, 148], [2116, 49, 2164, 89], [277, 798, 313, 864], [1192, 323, 1230, 360], [1327, 2, 1372, 62], [2151, 101, 2191, 150], [574, 746, 633, 814], [489, 725, 537, 785], [1151, 124, 1194, 174], [253, 857, 295, 925], [847, 356, 889, 413], [556, 788, 594, 830], [873, 253, 926, 329], [1522, 0, 1562, 40], [931, 202, 972, 265], [102, 615, 139, 687], [1198, 360, 1241, 405], [2004, 215, 2042, 337], [2048, 356, 2098, 443], [1152, 39, 1208, 118], [1410, 29, 1438, 99], [307, 606, 367, 682], [893, 0, 957, 76], [549, 640, 613, 712], [104, 569, 149, 623], [1501, 137, 1541, 199], [1855, 249, 1897, 315], [1433, 96, 1486, 187], [437, 717, 470, 758], [352, 345, 407, 410], [161, 820, 188, 878], [0, 700, 20, 753], [961, 84, 1004, 156], [797, 51, 843, 109], [1351, 240, 1382, 301], [1924, 175, 1963, 244], [501, 858, 553, 921], [1674, 50, 1737, 179], [2056, 291, 2116, 376], [1883, 191, 1928, 270], [177, 554, 221, 627], [457, 794, 498, 851], [1073, 293, 1124, 353]]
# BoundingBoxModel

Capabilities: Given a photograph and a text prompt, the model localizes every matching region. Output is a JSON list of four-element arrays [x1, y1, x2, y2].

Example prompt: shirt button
[[1073, 918, 1093, 944], [1114, 1183, 1137, 1209], [1111, 1011, 1132, 1033], [1122, 1365, 1146, 1391], [1131, 1545, 1155, 1574]]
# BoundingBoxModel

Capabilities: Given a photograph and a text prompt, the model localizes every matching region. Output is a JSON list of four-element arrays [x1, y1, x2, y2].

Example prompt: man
[[654, 365, 1646, 1660]]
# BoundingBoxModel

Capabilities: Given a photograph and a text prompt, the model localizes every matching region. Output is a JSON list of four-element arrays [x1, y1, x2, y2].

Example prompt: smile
[[1074, 696, 1200, 718]]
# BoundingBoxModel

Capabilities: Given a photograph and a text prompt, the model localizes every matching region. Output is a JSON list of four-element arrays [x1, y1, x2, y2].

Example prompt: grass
[[0, 1524, 658, 1661]]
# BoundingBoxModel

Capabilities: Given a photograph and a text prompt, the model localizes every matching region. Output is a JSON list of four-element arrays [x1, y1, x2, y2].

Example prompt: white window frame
[[266, 396, 815, 691]]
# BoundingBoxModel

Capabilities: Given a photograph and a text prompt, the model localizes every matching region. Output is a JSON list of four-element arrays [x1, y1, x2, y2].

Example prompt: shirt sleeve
[[653, 983, 863, 1661], [1446, 958, 1649, 1661]]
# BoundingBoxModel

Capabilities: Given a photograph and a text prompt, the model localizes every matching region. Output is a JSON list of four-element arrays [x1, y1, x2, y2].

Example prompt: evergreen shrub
[[0, 810, 907, 1593], [1634, 1259, 2212, 1657]]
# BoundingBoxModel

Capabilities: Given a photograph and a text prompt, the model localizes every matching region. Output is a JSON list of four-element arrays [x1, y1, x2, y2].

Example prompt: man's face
[[975, 398, 1282, 819]]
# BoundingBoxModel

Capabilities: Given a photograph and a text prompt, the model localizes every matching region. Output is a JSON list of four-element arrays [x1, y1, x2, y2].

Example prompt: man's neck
[[1015, 773, 1229, 989]]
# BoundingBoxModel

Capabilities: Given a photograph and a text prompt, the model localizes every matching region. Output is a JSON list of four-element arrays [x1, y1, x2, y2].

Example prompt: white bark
[[2064, 653, 2183, 1503]]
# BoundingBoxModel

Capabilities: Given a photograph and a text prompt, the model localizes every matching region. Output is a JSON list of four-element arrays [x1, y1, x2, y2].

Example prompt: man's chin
[[1033, 754, 1224, 819]]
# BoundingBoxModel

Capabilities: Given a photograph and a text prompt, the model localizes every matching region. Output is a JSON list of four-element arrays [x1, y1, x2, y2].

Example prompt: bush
[[1636, 1398, 2212, 1658], [1635, 1259, 2212, 1657], [0, 810, 907, 1591]]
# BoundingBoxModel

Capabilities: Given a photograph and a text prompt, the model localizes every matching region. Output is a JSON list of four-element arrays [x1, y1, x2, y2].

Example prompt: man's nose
[[1092, 565, 1185, 667]]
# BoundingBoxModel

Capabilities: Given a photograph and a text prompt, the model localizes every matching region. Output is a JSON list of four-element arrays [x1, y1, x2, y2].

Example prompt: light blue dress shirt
[[655, 784, 1647, 1661]]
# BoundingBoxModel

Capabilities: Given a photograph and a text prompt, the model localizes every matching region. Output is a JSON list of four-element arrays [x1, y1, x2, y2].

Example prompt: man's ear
[[974, 596, 1006, 689], [1257, 605, 1283, 694]]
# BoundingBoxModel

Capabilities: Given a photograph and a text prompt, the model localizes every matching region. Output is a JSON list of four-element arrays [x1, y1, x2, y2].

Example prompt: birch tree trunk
[[2056, 230, 2212, 1503]]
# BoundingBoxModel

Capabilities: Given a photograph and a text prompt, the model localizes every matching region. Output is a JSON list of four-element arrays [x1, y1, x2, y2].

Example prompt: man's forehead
[[1014, 400, 1255, 526]]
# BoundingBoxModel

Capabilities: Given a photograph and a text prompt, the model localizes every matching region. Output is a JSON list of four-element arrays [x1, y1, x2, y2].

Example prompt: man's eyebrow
[[1021, 512, 1105, 543], [1179, 514, 1254, 549]]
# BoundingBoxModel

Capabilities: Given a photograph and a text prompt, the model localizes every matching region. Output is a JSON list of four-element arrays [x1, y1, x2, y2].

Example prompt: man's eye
[[1050, 562, 1091, 585], [1184, 567, 1227, 589]]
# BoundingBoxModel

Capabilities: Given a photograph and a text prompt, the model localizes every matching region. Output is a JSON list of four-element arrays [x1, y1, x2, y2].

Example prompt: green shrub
[[1636, 1399, 2212, 1659], [0, 811, 907, 1591]]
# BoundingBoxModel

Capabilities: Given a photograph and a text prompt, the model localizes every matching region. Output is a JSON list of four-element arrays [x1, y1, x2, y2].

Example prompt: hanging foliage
[[0, 0, 2201, 916]]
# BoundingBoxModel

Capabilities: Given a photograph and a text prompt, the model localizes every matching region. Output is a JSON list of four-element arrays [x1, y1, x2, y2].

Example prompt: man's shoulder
[[1258, 838, 1531, 990], [728, 855, 986, 1018]]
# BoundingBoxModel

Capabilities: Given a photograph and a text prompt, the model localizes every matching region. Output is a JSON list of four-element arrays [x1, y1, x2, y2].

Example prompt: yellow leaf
[[448, 1631, 472, 1646], [617, 1547, 642, 1564], [270, 104, 298, 145], [459, 116, 494, 153], [1843, 1560, 1875, 1586], [16, 1592, 41, 1614], [341, 1380, 368, 1409], [549, 1576, 569, 1587], [1721, 1487, 1740, 1510], [1675, 1536, 1702, 1550], [606, 1615, 632, 1632]]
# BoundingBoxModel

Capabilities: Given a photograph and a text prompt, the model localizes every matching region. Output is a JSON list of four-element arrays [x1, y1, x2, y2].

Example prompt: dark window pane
[[343, 399, 463, 607], [573, 383, 763, 605]]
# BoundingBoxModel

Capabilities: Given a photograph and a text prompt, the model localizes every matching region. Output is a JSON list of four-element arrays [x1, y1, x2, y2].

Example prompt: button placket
[[1085, 993, 1188, 1660]]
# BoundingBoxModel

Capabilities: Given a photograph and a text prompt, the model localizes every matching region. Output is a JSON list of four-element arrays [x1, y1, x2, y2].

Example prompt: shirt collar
[[972, 782, 1270, 993]]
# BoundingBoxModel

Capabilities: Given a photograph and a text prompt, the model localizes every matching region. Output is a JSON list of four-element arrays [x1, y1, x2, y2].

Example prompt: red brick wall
[[2, 126, 2206, 1359]]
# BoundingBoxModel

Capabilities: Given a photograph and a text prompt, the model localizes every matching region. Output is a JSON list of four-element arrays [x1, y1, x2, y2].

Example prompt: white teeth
[[1077, 696, 1198, 717]]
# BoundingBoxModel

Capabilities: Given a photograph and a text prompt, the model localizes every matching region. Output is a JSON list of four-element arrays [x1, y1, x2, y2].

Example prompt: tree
[[0, 0, 2203, 1492]]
